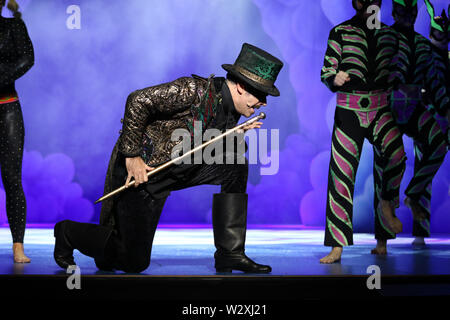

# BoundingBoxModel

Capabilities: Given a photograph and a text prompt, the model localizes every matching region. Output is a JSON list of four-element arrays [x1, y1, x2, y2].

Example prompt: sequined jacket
[[100, 75, 222, 226], [0, 17, 34, 95]]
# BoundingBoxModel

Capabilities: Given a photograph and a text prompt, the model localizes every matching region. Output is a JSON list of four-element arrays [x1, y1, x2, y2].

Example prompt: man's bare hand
[[239, 121, 263, 133], [125, 157, 154, 188], [333, 71, 350, 87]]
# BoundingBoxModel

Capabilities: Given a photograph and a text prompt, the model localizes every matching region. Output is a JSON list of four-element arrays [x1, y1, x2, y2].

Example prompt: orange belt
[[0, 93, 19, 105]]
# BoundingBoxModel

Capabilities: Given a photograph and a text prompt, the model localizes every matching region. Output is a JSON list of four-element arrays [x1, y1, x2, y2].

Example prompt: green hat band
[[237, 49, 282, 82]]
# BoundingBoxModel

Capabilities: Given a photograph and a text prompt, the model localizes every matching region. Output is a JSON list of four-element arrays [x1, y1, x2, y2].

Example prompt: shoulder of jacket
[[191, 74, 209, 81], [188, 74, 209, 85], [189, 74, 219, 91], [170, 76, 204, 88]]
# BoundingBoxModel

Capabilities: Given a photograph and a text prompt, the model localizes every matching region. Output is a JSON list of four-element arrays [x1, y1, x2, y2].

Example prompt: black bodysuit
[[0, 16, 34, 243]]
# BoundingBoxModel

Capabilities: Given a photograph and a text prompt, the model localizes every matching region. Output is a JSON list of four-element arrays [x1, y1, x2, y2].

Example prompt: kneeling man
[[53, 43, 283, 273]]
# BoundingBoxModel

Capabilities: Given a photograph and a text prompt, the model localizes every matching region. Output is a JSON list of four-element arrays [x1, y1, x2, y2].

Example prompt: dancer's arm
[[0, 18, 34, 85], [321, 28, 344, 92]]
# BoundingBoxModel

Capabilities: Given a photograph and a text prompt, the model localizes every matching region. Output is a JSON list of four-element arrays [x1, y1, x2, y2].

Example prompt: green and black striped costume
[[374, 24, 449, 239]]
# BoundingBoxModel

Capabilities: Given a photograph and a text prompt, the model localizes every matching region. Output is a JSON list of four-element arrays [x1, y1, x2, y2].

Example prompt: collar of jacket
[[187, 74, 219, 136], [186, 74, 241, 136]]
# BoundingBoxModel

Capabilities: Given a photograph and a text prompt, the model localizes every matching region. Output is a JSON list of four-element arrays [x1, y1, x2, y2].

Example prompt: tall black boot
[[54, 220, 113, 270], [212, 193, 271, 273]]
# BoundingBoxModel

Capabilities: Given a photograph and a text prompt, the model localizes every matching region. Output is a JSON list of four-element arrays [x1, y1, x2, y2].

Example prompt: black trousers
[[96, 154, 249, 273], [0, 101, 26, 243]]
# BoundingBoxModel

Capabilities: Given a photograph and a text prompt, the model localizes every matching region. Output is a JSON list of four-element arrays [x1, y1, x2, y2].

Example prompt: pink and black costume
[[321, 0, 406, 247], [374, 0, 449, 240]]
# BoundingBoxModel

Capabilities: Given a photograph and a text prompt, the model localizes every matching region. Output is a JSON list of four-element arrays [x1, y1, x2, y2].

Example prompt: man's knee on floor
[[123, 257, 151, 273], [120, 244, 152, 273]]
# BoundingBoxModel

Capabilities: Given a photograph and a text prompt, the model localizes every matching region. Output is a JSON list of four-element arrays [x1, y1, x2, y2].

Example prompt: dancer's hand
[[125, 156, 154, 188], [333, 71, 350, 87]]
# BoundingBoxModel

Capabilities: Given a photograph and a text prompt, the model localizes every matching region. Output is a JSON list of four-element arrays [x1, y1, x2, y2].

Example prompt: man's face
[[393, 3, 418, 28], [234, 84, 267, 118]]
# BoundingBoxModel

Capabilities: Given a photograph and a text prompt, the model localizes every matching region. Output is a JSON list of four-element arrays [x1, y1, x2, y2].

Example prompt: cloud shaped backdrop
[[1, 0, 448, 234]]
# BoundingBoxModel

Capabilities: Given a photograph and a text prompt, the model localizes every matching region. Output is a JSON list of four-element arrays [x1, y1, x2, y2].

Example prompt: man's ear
[[236, 82, 246, 95]]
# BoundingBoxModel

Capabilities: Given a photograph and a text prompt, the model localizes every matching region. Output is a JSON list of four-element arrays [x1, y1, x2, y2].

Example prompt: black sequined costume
[[0, 16, 34, 243]]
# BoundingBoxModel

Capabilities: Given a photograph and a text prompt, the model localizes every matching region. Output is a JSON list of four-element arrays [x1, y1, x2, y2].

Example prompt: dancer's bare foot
[[371, 239, 387, 255], [13, 243, 31, 263], [380, 200, 402, 234], [404, 197, 427, 221], [412, 236, 426, 246], [320, 247, 343, 264]]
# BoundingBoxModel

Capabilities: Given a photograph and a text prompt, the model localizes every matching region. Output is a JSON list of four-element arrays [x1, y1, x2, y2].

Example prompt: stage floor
[[1, 226, 450, 276], [1, 226, 450, 307]]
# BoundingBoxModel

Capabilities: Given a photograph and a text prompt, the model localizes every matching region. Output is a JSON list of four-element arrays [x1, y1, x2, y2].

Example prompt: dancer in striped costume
[[372, 0, 449, 253], [414, 0, 449, 245], [320, 0, 406, 263]]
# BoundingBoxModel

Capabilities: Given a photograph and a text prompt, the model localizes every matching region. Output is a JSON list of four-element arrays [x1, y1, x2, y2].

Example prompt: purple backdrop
[[0, 0, 448, 234]]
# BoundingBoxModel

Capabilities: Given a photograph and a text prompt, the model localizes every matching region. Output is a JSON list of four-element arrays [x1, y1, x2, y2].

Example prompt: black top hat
[[222, 43, 283, 97]]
